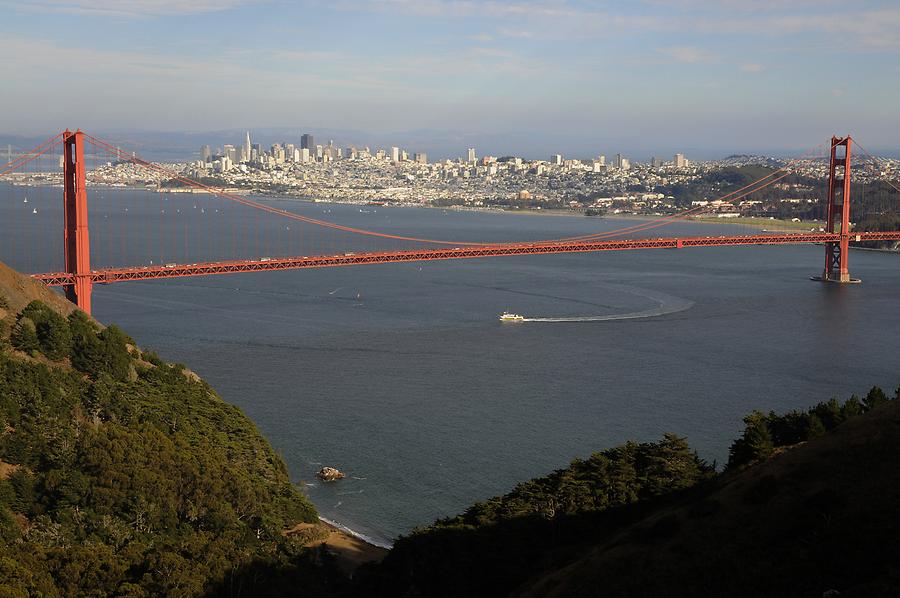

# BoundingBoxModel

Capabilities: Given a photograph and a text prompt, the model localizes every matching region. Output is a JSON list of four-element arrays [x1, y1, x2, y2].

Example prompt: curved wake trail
[[519, 287, 694, 323]]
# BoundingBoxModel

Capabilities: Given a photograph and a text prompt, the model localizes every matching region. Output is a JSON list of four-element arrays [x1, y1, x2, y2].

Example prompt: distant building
[[223, 144, 237, 162], [414, 153, 428, 164], [391, 146, 400, 162], [651, 156, 663, 168], [467, 148, 477, 163], [597, 154, 606, 166], [517, 190, 532, 201], [551, 154, 562, 165], [301, 133, 315, 151], [242, 131, 251, 162], [674, 153, 687, 168], [201, 145, 211, 162]]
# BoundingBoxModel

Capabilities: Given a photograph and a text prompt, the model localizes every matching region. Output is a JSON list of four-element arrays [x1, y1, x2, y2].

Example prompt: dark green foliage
[[433, 433, 712, 529], [359, 435, 715, 597], [727, 388, 897, 469], [10, 302, 72, 361], [863, 386, 889, 411], [20, 301, 68, 358], [728, 411, 774, 467], [0, 292, 8, 310], [67, 314, 132, 381], [10, 317, 39, 354], [0, 317, 324, 596]]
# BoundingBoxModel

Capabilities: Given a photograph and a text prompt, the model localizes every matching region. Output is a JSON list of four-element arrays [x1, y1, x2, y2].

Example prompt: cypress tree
[[862, 386, 889, 411], [11, 317, 39, 354], [35, 312, 72, 361]]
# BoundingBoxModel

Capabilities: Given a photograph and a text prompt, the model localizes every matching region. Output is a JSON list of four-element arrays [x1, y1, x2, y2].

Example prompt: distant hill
[[0, 261, 340, 596]]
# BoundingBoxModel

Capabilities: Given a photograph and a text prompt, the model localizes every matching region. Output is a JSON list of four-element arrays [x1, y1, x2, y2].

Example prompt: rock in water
[[317, 466, 345, 481]]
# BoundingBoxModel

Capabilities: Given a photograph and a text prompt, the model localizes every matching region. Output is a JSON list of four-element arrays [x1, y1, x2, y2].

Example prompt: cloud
[[328, 0, 900, 51], [658, 46, 715, 64], [331, 0, 579, 19], [5, 0, 263, 17], [498, 28, 536, 39], [740, 63, 765, 73]]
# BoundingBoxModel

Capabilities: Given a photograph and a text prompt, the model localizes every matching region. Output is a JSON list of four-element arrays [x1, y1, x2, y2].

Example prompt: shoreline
[[318, 516, 393, 550], [9, 180, 894, 244]]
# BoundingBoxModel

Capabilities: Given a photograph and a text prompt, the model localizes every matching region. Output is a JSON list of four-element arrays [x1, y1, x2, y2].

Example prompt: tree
[[11, 317, 39, 354], [728, 411, 774, 469], [806, 414, 826, 439], [841, 395, 863, 419], [35, 312, 72, 361], [862, 386, 889, 411]]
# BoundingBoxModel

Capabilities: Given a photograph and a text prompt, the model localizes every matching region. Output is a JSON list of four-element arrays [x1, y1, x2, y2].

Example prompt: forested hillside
[[358, 387, 900, 597], [0, 263, 336, 596]]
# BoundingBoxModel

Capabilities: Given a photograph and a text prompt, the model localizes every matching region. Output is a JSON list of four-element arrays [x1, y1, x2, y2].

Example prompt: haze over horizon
[[1, 0, 899, 158]]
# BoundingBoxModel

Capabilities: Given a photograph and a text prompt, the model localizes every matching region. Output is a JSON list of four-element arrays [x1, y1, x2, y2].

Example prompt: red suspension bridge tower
[[63, 130, 93, 313], [819, 135, 859, 283]]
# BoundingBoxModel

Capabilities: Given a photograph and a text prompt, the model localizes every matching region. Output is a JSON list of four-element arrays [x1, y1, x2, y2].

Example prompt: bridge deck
[[31, 231, 900, 286]]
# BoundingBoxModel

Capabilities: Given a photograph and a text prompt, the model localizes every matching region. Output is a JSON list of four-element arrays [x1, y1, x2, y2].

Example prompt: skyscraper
[[391, 146, 400, 162], [674, 153, 687, 168], [467, 148, 476, 163], [242, 131, 251, 163], [201, 145, 211, 162], [301, 133, 315, 151]]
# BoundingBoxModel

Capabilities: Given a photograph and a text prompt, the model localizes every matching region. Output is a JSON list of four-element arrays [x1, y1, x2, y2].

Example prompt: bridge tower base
[[813, 135, 860, 284], [63, 130, 93, 314]]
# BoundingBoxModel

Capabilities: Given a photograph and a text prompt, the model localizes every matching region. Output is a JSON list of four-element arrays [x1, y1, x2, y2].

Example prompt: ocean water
[[4, 184, 900, 546]]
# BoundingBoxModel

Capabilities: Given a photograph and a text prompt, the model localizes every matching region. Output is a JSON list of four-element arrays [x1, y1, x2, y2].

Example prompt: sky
[[0, 0, 898, 159]]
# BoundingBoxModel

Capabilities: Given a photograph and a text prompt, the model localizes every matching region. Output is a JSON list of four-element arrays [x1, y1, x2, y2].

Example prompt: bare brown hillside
[[0, 260, 78, 317]]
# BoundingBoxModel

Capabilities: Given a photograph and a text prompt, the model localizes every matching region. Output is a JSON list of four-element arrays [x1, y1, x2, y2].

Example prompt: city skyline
[[0, 1, 898, 156]]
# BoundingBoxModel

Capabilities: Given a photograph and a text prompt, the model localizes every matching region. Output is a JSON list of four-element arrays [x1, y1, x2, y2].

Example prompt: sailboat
[[23, 197, 27, 203], [32, 208, 37, 214]]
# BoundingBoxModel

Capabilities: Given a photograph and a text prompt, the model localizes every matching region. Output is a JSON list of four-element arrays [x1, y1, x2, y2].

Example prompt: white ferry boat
[[499, 312, 525, 322]]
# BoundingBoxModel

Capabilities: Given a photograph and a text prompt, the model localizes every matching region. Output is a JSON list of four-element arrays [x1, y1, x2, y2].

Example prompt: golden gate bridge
[[2, 131, 899, 315]]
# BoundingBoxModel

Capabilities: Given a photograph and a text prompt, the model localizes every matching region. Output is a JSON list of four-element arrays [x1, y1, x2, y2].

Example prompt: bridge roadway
[[31, 231, 900, 286]]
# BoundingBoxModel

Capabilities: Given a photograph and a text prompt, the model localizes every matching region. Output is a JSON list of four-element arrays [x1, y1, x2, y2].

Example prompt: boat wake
[[520, 286, 693, 323]]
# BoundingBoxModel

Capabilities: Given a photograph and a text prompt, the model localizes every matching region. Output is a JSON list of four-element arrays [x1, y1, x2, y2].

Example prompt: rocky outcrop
[[316, 467, 345, 482]]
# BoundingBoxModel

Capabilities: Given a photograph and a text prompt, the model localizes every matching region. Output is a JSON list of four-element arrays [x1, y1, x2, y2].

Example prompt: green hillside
[[0, 262, 335, 596]]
